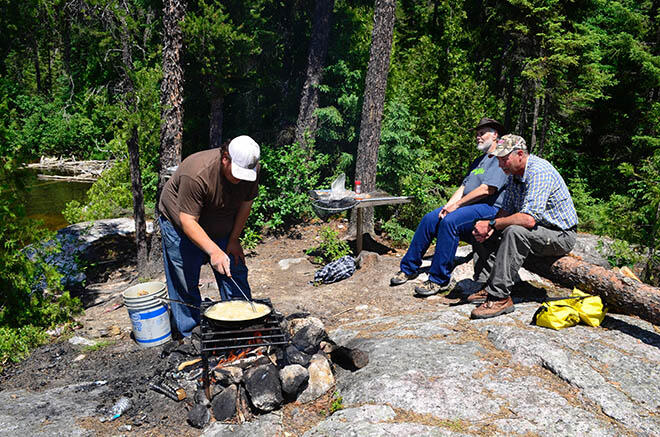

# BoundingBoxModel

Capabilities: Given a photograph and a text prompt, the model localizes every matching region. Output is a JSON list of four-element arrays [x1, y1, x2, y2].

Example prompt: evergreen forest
[[0, 0, 658, 364]]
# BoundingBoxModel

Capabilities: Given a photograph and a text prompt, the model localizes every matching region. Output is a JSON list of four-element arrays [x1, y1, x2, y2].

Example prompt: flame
[[211, 349, 250, 371], [208, 331, 267, 371], [247, 331, 263, 345]]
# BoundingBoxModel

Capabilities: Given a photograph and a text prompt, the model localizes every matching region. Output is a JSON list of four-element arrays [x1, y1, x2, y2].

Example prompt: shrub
[[306, 226, 351, 264], [2, 87, 109, 159], [240, 227, 262, 252], [596, 238, 643, 269], [0, 325, 48, 370], [381, 217, 415, 247], [568, 177, 608, 234], [63, 160, 133, 223], [0, 161, 82, 370], [249, 142, 330, 233]]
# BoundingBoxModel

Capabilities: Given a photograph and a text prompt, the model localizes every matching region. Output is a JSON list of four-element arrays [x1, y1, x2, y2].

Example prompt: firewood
[[330, 346, 369, 370], [178, 357, 202, 371]]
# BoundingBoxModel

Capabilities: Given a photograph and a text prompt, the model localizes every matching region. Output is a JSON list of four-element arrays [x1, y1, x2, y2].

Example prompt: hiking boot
[[414, 279, 454, 297], [470, 295, 515, 319], [390, 271, 416, 286], [466, 288, 489, 304]]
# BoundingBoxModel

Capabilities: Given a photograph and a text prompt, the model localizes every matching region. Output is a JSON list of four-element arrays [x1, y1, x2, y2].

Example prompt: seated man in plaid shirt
[[469, 134, 578, 319]]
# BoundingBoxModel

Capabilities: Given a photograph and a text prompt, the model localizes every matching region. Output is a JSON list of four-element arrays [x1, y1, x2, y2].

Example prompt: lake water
[[25, 171, 92, 230]]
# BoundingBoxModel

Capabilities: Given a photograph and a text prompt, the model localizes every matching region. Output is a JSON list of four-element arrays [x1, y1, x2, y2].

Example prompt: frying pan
[[159, 297, 272, 328]]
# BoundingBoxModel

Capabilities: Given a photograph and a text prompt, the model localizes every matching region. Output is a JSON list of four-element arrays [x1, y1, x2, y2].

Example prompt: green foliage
[[618, 147, 660, 283], [82, 339, 114, 353], [568, 177, 609, 234], [376, 97, 448, 230], [249, 142, 330, 232], [596, 239, 643, 269], [0, 325, 48, 370], [240, 227, 262, 252], [329, 391, 344, 414], [306, 226, 351, 264], [182, 0, 262, 94], [381, 218, 415, 248], [1, 84, 108, 159], [0, 161, 82, 369], [63, 160, 133, 223], [1, 0, 659, 287]]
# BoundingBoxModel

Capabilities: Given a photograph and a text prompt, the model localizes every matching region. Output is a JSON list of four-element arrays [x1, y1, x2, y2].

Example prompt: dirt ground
[[3, 219, 476, 436], [76, 219, 458, 339]]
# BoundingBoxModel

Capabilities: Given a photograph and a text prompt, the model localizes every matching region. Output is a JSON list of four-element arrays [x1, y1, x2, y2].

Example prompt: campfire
[[155, 299, 368, 429]]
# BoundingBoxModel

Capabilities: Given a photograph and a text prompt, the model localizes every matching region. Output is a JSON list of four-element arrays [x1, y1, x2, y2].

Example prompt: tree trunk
[[352, 0, 396, 237], [31, 35, 42, 94], [529, 79, 540, 154], [120, 16, 149, 277], [503, 69, 515, 132], [209, 94, 224, 148], [537, 97, 549, 157], [152, 0, 186, 272], [127, 125, 149, 273], [58, 3, 74, 97], [45, 41, 52, 97], [294, 0, 334, 149], [524, 255, 660, 326]]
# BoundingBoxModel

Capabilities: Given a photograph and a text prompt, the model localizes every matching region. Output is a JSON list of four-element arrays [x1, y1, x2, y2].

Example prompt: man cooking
[[159, 135, 260, 338], [469, 134, 578, 319], [390, 117, 508, 300]]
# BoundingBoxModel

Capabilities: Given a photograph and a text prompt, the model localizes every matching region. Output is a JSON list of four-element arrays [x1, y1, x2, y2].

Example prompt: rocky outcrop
[[45, 218, 153, 289], [312, 303, 659, 436]]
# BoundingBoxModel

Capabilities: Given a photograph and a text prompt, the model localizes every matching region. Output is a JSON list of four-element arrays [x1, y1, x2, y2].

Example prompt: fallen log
[[330, 346, 369, 370], [524, 255, 660, 326]]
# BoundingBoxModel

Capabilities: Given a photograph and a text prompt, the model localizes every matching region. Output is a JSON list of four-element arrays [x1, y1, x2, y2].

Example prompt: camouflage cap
[[490, 134, 527, 157]]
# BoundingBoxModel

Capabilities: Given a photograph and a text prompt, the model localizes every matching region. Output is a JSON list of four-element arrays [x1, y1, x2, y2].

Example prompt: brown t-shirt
[[159, 149, 260, 239]]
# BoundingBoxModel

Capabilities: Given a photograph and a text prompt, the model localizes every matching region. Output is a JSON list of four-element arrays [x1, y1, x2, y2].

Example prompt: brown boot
[[471, 295, 515, 319], [466, 288, 488, 304]]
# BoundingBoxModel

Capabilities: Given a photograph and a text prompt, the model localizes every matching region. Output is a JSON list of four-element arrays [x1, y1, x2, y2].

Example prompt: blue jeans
[[160, 217, 251, 337], [400, 204, 498, 285]]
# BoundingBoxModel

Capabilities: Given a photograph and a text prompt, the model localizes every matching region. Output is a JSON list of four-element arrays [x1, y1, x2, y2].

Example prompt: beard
[[477, 139, 492, 152]]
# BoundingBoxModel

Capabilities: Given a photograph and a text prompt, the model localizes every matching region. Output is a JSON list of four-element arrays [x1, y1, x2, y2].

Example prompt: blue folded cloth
[[312, 255, 357, 284]]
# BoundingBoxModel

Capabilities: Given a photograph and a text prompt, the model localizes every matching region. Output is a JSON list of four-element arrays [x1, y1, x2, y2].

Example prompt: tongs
[[158, 277, 257, 312], [229, 277, 257, 313]]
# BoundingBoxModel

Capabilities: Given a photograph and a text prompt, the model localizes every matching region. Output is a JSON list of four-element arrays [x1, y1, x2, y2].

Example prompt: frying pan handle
[[158, 296, 202, 310]]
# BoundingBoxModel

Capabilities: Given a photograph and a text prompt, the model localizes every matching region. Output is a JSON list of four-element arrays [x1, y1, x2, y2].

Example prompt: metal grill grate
[[199, 299, 289, 398], [199, 298, 289, 352]]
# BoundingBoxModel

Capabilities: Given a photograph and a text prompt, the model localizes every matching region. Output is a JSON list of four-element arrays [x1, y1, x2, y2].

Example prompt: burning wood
[[211, 346, 267, 370]]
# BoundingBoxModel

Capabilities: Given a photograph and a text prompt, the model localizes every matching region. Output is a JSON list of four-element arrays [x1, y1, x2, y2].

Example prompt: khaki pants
[[473, 225, 576, 298]]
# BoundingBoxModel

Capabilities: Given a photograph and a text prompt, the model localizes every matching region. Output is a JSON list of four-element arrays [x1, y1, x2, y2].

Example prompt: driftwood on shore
[[35, 174, 98, 183], [525, 255, 660, 326], [25, 157, 114, 182]]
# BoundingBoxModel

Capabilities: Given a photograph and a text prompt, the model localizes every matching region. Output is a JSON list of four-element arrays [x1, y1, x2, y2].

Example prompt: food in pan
[[204, 301, 271, 321]]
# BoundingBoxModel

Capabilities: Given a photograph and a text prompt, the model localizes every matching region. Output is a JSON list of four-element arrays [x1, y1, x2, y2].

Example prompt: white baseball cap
[[228, 135, 260, 181]]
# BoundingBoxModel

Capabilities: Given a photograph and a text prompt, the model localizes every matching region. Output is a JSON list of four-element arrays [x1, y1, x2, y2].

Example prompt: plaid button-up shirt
[[501, 155, 578, 230]]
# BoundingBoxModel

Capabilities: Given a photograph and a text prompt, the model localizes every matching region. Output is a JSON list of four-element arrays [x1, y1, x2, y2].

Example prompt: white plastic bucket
[[122, 282, 171, 347]]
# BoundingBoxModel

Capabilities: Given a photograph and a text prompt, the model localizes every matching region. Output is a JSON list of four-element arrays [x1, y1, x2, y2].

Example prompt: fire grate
[[200, 298, 289, 398]]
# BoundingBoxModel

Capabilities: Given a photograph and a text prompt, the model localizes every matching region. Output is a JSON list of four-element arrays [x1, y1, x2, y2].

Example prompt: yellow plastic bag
[[533, 301, 581, 330], [570, 288, 607, 327], [533, 288, 607, 330]]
